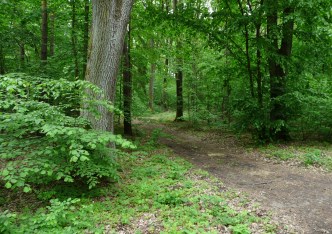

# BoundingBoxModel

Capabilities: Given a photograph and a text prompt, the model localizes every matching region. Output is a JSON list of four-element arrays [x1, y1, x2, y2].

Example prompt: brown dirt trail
[[138, 120, 332, 234]]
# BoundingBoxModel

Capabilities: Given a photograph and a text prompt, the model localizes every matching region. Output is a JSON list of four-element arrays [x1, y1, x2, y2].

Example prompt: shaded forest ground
[[137, 115, 332, 234]]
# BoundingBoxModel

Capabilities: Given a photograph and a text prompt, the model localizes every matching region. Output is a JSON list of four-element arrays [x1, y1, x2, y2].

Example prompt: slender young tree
[[41, 0, 48, 64], [84, 0, 134, 132], [71, 0, 79, 79], [82, 0, 90, 77], [49, 12, 55, 56], [173, 0, 184, 121], [0, 45, 5, 74], [236, 0, 254, 98], [123, 25, 133, 136], [149, 39, 156, 112]]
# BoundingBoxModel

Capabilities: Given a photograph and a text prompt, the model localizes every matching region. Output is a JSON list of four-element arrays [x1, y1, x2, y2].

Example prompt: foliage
[[0, 198, 102, 233], [0, 73, 135, 192], [88, 149, 277, 233], [0, 145, 278, 233], [259, 144, 332, 171]]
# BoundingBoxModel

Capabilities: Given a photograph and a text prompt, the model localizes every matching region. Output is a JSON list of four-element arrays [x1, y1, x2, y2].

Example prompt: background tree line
[[1, 0, 331, 142]]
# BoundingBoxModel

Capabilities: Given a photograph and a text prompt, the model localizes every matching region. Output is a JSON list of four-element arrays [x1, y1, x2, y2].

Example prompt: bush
[[0, 73, 135, 192], [1, 199, 101, 233]]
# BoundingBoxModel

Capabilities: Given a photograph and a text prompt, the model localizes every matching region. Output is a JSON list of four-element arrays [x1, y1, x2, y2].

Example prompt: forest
[[0, 0, 332, 233]]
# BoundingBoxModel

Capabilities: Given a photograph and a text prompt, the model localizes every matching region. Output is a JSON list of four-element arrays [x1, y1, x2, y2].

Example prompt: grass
[[258, 143, 332, 171], [1, 142, 279, 233]]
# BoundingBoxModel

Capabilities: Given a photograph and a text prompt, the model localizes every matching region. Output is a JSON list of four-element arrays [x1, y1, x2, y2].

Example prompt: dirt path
[[138, 121, 332, 234]]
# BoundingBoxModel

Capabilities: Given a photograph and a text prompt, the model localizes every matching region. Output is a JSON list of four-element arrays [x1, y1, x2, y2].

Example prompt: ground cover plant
[[257, 144, 332, 171], [1, 145, 281, 233]]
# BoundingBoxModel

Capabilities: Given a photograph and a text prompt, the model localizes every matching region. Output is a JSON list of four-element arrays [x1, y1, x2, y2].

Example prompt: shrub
[[0, 73, 135, 192]]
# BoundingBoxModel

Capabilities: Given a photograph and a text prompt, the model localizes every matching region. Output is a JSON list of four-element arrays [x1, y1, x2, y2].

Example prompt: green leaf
[[23, 186, 31, 193], [80, 156, 89, 162], [70, 156, 78, 162], [2, 169, 9, 176], [5, 182, 12, 188]]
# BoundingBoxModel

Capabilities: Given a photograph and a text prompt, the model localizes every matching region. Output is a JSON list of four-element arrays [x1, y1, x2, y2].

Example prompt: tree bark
[[41, 0, 48, 64], [123, 27, 133, 136], [83, 0, 133, 132]]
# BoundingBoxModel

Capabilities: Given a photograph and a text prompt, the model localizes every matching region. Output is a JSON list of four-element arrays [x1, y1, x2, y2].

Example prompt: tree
[[173, 0, 184, 121], [82, 0, 90, 77], [41, 0, 48, 64], [84, 0, 134, 132], [149, 39, 156, 112], [123, 26, 133, 136], [70, 0, 79, 79], [49, 12, 55, 57], [266, 0, 294, 140]]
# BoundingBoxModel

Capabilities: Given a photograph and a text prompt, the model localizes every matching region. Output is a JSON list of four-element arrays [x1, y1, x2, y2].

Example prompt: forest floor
[[137, 116, 332, 234]]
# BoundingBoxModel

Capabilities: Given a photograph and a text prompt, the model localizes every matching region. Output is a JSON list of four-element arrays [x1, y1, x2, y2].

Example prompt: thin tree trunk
[[175, 61, 184, 121], [0, 45, 5, 74], [138, 65, 148, 96], [254, 0, 265, 139], [173, 0, 184, 121], [49, 12, 55, 56], [237, 0, 254, 98], [123, 27, 133, 136], [82, 0, 89, 78], [162, 57, 168, 110], [83, 0, 133, 132], [161, 0, 169, 111], [255, 4, 263, 108], [71, 0, 79, 79], [20, 43, 25, 70], [41, 0, 48, 64], [149, 39, 156, 112]]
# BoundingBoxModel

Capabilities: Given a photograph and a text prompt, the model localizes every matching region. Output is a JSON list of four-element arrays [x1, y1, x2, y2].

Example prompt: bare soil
[[138, 120, 332, 234]]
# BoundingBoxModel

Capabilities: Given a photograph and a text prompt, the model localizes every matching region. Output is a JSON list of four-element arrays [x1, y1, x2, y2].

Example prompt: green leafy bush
[[0, 199, 101, 233], [0, 73, 135, 191]]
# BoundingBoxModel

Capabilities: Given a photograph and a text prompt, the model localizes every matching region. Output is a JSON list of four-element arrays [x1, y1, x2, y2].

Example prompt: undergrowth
[[259, 144, 332, 171], [0, 145, 279, 233]]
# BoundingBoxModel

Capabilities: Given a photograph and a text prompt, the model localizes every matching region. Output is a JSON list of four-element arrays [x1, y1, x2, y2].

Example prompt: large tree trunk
[[82, 0, 90, 78], [41, 0, 48, 64], [83, 0, 133, 132], [123, 28, 133, 136], [267, 0, 294, 140]]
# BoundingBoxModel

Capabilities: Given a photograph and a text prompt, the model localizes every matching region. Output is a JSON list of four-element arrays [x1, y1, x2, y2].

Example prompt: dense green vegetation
[[0, 0, 331, 232], [1, 145, 280, 233]]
